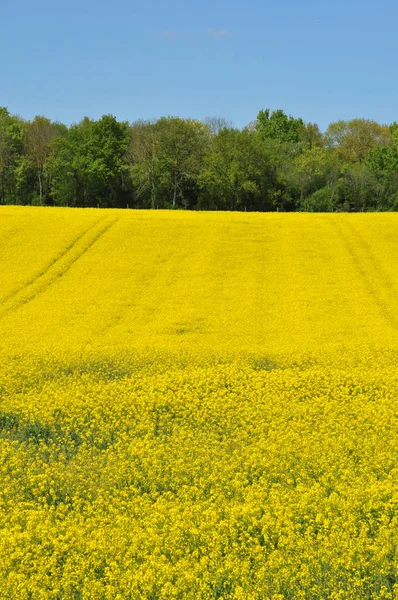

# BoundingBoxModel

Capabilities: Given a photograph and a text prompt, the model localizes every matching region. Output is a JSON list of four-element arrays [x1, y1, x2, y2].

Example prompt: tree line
[[2, 105, 398, 211]]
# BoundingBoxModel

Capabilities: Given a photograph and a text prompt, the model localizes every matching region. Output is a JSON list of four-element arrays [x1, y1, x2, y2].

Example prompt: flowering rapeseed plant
[[0, 207, 398, 598]]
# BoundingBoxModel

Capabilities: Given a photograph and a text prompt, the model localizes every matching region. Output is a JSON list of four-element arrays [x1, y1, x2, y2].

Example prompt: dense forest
[[1, 106, 398, 211]]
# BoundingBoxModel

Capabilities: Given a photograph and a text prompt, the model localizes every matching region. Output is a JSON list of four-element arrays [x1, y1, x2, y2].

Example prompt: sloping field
[[1, 207, 398, 599], [1, 207, 398, 354]]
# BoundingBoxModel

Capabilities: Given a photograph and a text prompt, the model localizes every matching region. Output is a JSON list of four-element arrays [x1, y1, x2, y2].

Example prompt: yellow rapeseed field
[[1, 206, 398, 599]]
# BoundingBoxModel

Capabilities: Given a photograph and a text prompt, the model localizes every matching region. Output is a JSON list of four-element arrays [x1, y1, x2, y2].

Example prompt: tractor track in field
[[343, 219, 398, 295], [331, 217, 398, 331], [0, 216, 119, 320], [0, 217, 106, 306]]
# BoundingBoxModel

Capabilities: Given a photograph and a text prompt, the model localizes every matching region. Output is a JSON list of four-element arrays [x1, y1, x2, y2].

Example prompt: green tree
[[198, 127, 273, 211], [156, 117, 210, 208], [298, 122, 324, 150], [48, 115, 130, 207], [46, 118, 93, 207], [86, 115, 130, 207], [129, 117, 209, 209], [129, 120, 161, 209], [333, 163, 380, 211], [325, 119, 389, 164], [25, 116, 58, 204], [366, 129, 398, 209], [0, 108, 26, 204], [255, 109, 304, 144], [294, 147, 339, 204]]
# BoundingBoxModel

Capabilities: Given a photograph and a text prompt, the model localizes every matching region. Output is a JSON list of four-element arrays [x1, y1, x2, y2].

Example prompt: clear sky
[[1, 0, 397, 130]]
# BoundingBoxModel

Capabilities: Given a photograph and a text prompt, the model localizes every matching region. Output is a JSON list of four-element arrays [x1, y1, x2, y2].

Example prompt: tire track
[[0, 217, 106, 306], [343, 219, 398, 296], [330, 217, 398, 331], [0, 216, 119, 320]]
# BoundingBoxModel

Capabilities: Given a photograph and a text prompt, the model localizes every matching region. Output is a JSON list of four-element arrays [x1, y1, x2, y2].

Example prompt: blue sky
[[1, 0, 397, 130]]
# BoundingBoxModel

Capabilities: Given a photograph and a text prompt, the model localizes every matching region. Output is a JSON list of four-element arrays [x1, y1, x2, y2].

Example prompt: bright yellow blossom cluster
[[1, 207, 398, 598]]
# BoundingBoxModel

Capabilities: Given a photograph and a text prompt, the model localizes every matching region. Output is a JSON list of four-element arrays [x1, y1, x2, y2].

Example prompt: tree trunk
[[149, 155, 157, 209], [172, 173, 177, 207], [151, 179, 156, 209], [1, 172, 4, 204], [38, 170, 43, 205]]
